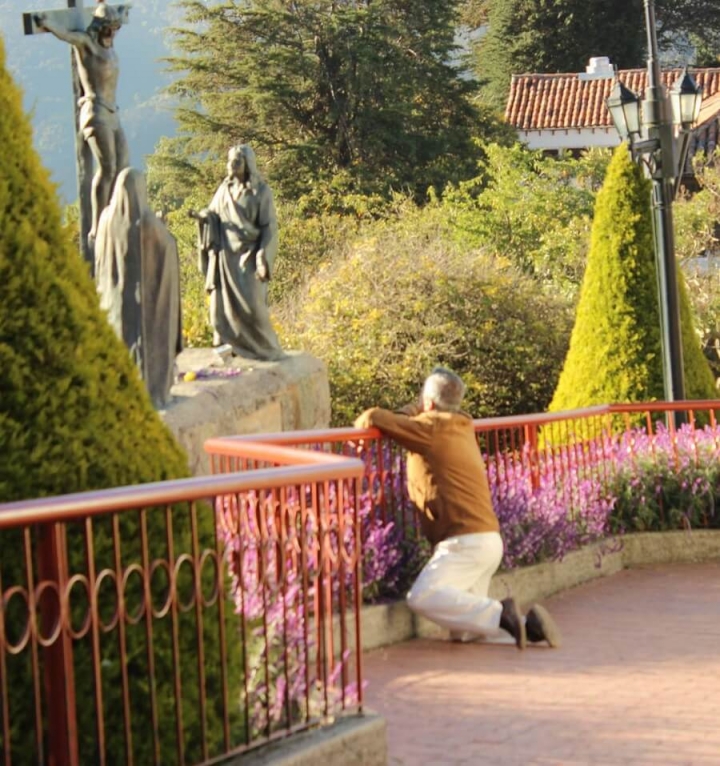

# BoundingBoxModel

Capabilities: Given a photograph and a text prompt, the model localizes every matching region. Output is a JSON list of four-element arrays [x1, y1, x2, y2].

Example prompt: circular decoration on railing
[[256, 541, 282, 594], [216, 493, 240, 537], [149, 559, 173, 619], [33, 580, 63, 646], [283, 506, 301, 554], [320, 526, 340, 568], [299, 536, 322, 586], [338, 515, 360, 570], [65, 574, 92, 640], [199, 550, 220, 607], [122, 565, 147, 625], [3, 586, 31, 654], [174, 555, 197, 613], [285, 537, 300, 573], [94, 569, 120, 633], [35, 581, 64, 647]]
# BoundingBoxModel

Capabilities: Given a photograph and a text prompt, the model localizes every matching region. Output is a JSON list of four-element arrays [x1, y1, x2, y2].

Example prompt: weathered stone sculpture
[[192, 144, 284, 361], [34, 2, 129, 249], [95, 168, 182, 408]]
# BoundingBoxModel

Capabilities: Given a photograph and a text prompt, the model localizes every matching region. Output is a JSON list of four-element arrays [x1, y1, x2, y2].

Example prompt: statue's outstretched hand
[[34, 13, 47, 28], [256, 250, 270, 282]]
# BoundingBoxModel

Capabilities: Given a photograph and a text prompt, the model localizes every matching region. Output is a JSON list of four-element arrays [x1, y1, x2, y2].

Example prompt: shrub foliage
[[549, 145, 716, 411], [0, 35, 238, 763], [281, 201, 572, 424]]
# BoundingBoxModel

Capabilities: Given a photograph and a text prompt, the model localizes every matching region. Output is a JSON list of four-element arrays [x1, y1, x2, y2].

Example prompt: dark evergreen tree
[[471, 0, 720, 110], [549, 145, 716, 412], [0, 34, 239, 763], [475, 0, 645, 109], [152, 0, 502, 208]]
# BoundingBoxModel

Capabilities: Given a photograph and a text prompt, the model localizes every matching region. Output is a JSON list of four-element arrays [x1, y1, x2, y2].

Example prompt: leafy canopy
[[441, 144, 609, 294], [674, 151, 720, 382], [153, 0, 504, 209], [280, 198, 572, 425]]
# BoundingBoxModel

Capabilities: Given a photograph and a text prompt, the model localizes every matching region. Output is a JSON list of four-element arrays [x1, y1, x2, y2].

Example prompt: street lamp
[[605, 0, 703, 426]]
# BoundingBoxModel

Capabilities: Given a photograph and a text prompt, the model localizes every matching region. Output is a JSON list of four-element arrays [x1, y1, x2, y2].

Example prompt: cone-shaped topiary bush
[[0, 35, 240, 762], [0, 70, 188, 501], [549, 145, 716, 412]]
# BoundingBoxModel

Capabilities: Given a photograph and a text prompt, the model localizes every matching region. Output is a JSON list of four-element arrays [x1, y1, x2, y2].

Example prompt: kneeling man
[[354, 367, 560, 648]]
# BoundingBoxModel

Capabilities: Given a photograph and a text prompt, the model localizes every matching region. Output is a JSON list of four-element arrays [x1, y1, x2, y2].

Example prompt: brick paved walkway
[[364, 563, 720, 766]]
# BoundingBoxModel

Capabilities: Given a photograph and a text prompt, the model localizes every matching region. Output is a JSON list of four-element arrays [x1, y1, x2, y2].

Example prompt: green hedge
[[550, 145, 716, 412], [0, 34, 240, 763]]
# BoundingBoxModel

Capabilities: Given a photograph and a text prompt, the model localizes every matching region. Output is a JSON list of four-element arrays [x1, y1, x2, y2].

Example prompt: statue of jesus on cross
[[28, 1, 130, 254]]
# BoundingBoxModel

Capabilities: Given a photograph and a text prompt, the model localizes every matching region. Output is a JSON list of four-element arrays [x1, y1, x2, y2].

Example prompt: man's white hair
[[422, 367, 466, 412]]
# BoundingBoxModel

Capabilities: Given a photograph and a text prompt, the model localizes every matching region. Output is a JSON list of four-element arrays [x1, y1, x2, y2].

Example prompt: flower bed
[[214, 420, 720, 737], [362, 422, 720, 592]]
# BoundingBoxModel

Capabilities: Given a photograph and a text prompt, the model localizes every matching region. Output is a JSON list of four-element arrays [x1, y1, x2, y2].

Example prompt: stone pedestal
[[160, 349, 330, 475]]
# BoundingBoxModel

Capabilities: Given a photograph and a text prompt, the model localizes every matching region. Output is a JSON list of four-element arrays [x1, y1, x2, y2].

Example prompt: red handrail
[[0, 457, 364, 528], [0, 451, 365, 765]]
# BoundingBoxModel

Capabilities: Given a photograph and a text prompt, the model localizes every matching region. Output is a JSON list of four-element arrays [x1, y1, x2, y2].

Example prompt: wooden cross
[[23, 0, 131, 268]]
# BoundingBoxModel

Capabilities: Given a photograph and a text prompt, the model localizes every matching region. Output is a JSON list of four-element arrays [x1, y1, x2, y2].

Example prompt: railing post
[[524, 424, 541, 491], [38, 523, 78, 766]]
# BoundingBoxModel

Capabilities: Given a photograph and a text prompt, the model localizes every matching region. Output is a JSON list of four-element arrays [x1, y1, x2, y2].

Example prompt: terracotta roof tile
[[506, 68, 720, 131]]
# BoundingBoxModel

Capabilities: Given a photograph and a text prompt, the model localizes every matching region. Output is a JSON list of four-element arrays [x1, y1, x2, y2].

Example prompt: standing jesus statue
[[34, 2, 129, 248]]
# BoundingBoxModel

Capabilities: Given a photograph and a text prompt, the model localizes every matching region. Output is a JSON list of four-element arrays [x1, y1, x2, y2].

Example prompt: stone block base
[[161, 349, 330, 475]]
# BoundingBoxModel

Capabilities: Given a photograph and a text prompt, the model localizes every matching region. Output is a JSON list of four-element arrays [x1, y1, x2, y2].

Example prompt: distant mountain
[[1, 0, 184, 203]]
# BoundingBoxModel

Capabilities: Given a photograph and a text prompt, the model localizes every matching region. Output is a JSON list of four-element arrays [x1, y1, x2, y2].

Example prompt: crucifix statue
[[24, 0, 131, 267]]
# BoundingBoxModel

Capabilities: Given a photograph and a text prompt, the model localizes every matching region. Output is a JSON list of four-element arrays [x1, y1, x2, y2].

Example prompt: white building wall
[[519, 129, 621, 151]]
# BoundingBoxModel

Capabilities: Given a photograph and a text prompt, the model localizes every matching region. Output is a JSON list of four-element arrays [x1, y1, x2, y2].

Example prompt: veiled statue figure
[[95, 168, 183, 408], [193, 144, 284, 361]]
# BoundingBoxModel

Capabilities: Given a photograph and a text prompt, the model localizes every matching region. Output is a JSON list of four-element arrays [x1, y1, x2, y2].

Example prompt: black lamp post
[[605, 0, 703, 425]]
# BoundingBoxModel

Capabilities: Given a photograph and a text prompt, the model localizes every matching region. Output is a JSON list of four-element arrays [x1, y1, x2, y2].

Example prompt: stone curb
[[223, 712, 386, 766]]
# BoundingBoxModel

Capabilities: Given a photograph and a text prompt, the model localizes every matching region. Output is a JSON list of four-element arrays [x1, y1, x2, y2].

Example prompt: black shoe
[[526, 604, 561, 648], [499, 597, 526, 650]]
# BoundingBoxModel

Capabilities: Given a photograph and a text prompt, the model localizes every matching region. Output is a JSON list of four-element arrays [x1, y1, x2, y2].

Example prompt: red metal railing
[[0, 455, 365, 765], [206, 400, 720, 531], [4, 399, 720, 764], [205, 428, 411, 530]]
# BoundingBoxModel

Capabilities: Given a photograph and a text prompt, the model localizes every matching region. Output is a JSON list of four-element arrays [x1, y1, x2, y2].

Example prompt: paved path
[[363, 563, 720, 766]]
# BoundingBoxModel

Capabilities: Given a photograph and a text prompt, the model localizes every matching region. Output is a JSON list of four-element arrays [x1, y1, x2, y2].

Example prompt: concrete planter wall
[[226, 713, 387, 766]]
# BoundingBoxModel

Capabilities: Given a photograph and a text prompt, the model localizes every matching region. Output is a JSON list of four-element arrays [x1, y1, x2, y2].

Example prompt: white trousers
[[407, 532, 505, 637]]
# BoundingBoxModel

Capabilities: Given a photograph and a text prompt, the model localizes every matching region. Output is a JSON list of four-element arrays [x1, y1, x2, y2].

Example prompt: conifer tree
[[472, 0, 720, 110], [0, 71, 188, 502], [0, 35, 238, 762], [474, 0, 645, 110], [549, 145, 716, 412], [152, 0, 500, 207]]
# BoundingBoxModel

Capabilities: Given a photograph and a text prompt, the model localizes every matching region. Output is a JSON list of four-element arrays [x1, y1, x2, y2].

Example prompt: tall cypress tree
[[549, 145, 716, 411], [0, 66, 188, 501], [152, 0, 497, 207], [0, 34, 239, 763]]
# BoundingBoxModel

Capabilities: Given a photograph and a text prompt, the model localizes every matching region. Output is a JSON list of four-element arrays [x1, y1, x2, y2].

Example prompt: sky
[[1, 0, 180, 203]]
